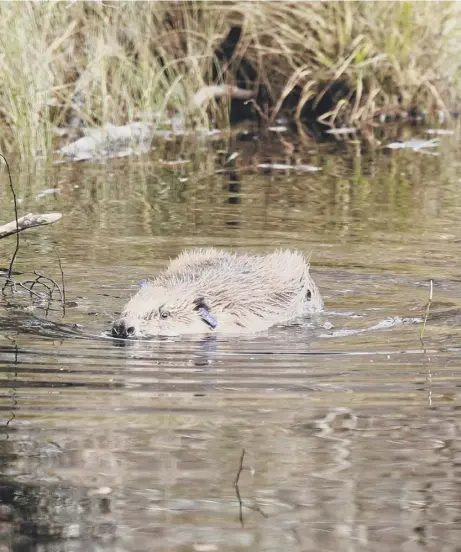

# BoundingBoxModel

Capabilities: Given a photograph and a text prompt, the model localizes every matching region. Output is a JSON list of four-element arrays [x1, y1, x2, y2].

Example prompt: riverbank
[[1, 1, 460, 158]]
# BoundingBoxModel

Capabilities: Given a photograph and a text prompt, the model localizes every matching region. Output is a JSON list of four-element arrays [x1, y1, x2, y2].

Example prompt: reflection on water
[[2, 131, 461, 551]]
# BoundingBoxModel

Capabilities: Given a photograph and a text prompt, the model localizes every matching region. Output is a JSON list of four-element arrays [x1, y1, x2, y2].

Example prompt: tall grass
[[0, 1, 460, 158]]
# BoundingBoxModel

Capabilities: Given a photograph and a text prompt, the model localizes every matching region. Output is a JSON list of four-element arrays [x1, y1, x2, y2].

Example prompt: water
[[2, 131, 461, 551]]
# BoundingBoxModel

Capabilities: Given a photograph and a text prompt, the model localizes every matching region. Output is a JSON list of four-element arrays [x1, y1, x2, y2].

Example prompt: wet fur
[[112, 248, 322, 338]]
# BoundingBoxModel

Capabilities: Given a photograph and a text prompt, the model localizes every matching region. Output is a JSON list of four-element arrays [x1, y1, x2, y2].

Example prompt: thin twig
[[420, 279, 433, 341], [0, 154, 19, 294], [27, 275, 53, 293], [232, 448, 268, 526], [234, 448, 245, 488], [15, 281, 45, 301], [54, 246, 66, 318], [4, 269, 66, 316], [234, 448, 245, 527], [34, 271, 64, 309]]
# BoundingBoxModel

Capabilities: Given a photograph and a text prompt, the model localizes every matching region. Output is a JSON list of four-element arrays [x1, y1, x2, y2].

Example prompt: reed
[[0, 1, 459, 158]]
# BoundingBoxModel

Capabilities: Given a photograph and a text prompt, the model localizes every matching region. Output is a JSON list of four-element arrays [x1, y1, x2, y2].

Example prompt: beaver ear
[[193, 297, 210, 311], [193, 297, 217, 329]]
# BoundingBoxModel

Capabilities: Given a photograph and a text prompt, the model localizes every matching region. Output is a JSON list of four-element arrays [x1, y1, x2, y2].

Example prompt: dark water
[[2, 131, 461, 551]]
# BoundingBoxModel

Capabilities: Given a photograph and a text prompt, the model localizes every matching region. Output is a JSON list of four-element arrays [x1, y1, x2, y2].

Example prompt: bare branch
[[3, 270, 67, 317], [190, 85, 256, 111], [0, 212, 62, 239], [0, 153, 19, 287], [0, 154, 67, 314]]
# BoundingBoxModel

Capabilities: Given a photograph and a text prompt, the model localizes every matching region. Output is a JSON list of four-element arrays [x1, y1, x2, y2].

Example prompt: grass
[[0, 1, 460, 158]]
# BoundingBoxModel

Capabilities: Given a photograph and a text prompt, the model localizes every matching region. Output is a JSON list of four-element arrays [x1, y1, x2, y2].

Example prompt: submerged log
[[0, 212, 62, 239]]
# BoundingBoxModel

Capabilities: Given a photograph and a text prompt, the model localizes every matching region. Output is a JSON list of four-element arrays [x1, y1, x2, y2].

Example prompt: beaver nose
[[112, 317, 138, 338]]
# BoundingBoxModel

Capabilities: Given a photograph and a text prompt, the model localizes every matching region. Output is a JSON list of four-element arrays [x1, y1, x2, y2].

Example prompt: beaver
[[111, 248, 323, 338]]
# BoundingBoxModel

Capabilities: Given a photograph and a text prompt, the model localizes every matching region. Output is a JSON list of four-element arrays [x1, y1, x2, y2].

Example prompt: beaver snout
[[112, 317, 139, 338]]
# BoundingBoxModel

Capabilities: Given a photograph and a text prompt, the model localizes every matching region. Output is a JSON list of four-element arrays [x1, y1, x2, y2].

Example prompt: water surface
[[1, 131, 461, 551]]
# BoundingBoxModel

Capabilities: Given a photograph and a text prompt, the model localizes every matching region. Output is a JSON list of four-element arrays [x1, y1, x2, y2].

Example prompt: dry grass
[[0, 1, 459, 158]]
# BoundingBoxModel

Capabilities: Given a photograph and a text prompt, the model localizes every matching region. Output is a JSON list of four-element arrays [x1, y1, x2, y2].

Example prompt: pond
[[1, 129, 461, 551]]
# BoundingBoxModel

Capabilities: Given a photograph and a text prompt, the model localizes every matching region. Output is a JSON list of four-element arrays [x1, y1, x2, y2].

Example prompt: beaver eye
[[160, 310, 169, 319]]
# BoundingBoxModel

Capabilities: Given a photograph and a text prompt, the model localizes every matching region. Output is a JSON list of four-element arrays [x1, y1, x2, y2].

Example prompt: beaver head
[[111, 283, 217, 339]]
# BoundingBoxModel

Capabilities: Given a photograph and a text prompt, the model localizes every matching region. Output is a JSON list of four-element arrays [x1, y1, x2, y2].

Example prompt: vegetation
[[0, 1, 460, 158]]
